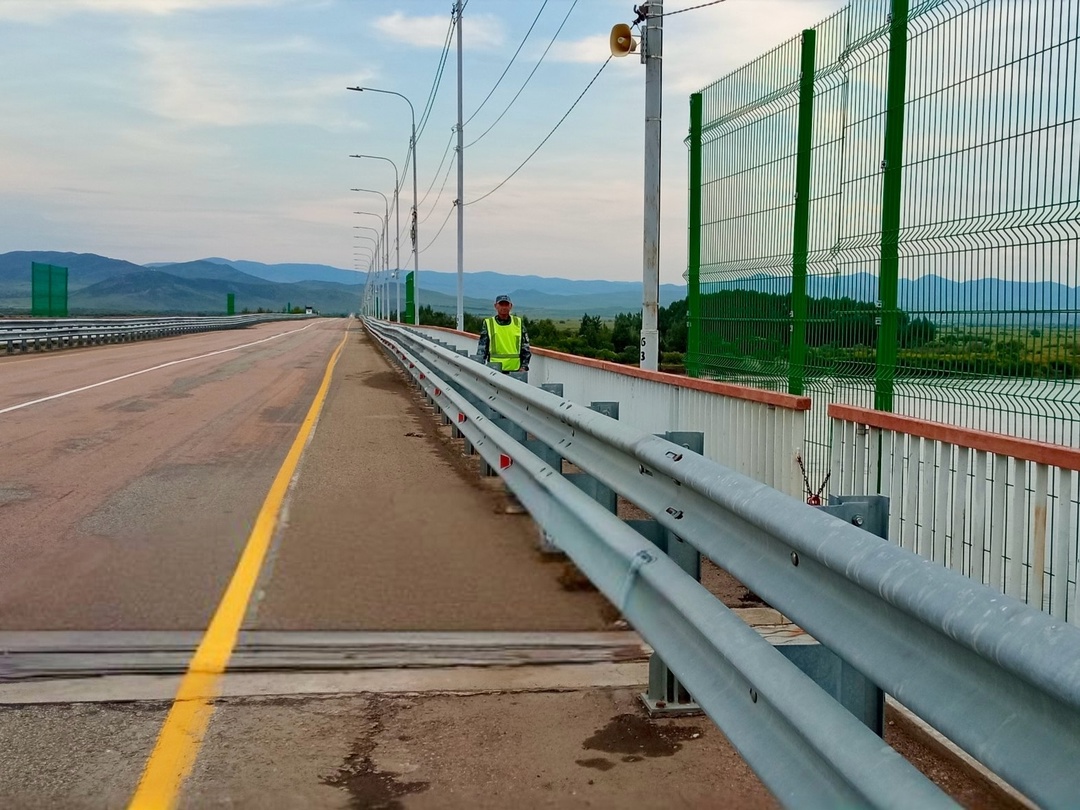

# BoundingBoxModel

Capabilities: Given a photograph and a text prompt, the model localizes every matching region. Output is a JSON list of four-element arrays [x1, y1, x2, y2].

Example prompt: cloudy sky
[[0, 0, 845, 284]]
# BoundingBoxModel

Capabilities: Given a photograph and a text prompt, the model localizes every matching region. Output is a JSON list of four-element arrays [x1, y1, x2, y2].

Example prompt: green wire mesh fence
[[688, 0, 1080, 490], [686, 0, 1080, 618]]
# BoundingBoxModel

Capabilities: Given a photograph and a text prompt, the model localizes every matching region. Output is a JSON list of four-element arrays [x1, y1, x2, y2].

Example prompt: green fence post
[[875, 0, 910, 413], [789, 29, 817, 397], [687, 92, 704, 378], [227, 292, 235, 315]]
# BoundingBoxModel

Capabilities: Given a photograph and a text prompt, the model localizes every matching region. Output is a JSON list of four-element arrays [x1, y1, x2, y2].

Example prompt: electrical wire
[[416, 13, 456, 142], [418, 131, 456, 208], [464, 55, 611, 206], [659, 0, 728, 16], [464, 0, 578, 149], [420, 202, 457, 253], [420, 152, 457, 223], [463, 0, 548, 127]]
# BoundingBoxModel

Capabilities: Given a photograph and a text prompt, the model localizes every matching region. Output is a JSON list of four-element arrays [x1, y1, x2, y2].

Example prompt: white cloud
[[374, 11, 503, 50], [132, 34, 369, 128], [0, 0, 282, 23]]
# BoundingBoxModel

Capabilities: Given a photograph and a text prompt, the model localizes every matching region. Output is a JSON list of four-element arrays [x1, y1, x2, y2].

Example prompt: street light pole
[[349, 188, 390, 269], [455, 0, 465, 331], [351, 154, 401, 322], [347, 86, 419, 325], [354, 234, 379, 317], [353, 210, 389, 281]]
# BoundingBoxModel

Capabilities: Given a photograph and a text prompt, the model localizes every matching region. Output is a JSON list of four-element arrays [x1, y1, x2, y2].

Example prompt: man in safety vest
[[477, 294, 531, 373]]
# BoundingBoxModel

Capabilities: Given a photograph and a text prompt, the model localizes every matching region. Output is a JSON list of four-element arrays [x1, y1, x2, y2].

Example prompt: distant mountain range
[[0, 252, 688, 318], [3, 251, 1074, 321], [722, 272, 1080, 317]]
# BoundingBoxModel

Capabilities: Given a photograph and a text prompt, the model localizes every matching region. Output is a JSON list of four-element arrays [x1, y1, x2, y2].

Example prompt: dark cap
[[494, 294, 512, 304]]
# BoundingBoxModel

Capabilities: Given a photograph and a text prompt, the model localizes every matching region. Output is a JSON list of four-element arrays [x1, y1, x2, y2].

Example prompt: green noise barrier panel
[[31, 262, 69, 317]]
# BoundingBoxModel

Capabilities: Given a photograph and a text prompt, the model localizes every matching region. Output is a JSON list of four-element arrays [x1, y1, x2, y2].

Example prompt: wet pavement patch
[[361, 370, 409, 393], [321, 701, 429, 810], [582, 713, 702, 761], [575, 757, 616, 771]]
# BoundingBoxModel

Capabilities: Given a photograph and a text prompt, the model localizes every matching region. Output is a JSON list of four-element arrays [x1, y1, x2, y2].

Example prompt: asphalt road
[[0, 322, 1023, 809], [0, 319, 342, 630]]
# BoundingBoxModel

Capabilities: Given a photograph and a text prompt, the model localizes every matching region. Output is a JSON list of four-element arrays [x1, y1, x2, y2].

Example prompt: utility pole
[[455, 0, 465, 331], [640, 0, 663, 371]]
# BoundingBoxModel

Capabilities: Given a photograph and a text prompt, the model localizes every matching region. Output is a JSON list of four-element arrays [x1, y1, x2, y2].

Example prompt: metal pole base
[[639, 693, 702, 718]]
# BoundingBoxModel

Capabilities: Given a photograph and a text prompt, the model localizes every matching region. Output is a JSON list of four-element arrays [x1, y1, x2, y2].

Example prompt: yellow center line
[[127, 325, 351, 810]]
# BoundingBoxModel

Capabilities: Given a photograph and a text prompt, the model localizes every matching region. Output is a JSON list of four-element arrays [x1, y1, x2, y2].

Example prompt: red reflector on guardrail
[[457, 413, 466, 423], [419, 373, 425, 380], [499, 454, 512, 470], [434, 387, 442, 396]]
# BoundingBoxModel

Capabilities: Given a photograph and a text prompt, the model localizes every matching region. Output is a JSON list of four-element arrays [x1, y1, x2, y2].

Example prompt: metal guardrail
[[0, 314, 312, 354], [366, 319, 1080, 810]]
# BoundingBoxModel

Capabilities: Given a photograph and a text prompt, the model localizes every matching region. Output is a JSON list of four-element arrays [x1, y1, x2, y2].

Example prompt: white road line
[[0, 323, 319, 416]]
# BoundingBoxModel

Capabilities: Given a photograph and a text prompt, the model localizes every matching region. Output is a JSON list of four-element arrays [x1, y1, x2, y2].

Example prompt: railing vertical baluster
[[789, 408, 805, 499], [1051, 468, 1074, 620], [902, 437, 920, 554], [1006, 458, 1028, 599], [932, 442, 951, 565], [841, 418, 856, 497], [950, 445, 970, 574], [868, 426, 882, 498], [751, 403, 764, 484], [1030, 463, 1050, 611], [853, 423, 868, 497], [989, 454, 1009, 592], [888, 431, 905, 544], [879, 429, 893, 496], [917, 438, 937, 559], [764, 406, 777, 491], [971, 450, 989, 582]]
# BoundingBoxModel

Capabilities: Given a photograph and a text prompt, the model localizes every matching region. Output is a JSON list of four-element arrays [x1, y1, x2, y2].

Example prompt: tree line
[[416, 289, 1079, 380], [417, 299, 690, 368]]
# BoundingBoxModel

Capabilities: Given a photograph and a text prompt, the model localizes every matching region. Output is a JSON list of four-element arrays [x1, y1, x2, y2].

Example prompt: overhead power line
[[421, 203, 457, 253], [464, 0, 579, 150], [416, 13, 457, 143], [420, 152, 457, 223], [463, 0, 549, 127], [464, 55, 612, 207], [661, 0, 728, 16], [418, 131, 455, 208]]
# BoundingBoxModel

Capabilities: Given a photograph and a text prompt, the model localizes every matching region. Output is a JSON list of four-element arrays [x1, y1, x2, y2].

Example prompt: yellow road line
[[128, 326, 350, 810]]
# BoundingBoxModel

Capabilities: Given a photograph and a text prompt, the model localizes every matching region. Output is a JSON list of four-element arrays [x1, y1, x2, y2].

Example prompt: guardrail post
[[627, 518, 704, 717], [563, 402, 621, 513], [638, 430, 706, 716], [590, 401, 619, 420], [800, 494, 889, 734], [530, 383, 567, 553]]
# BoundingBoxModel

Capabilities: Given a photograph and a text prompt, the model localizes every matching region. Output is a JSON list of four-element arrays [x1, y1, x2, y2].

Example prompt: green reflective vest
[[485, 315, 523, 372]]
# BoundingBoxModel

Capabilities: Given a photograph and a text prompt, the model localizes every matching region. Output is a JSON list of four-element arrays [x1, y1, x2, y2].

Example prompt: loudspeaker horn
[[609, 23, 637, 57]]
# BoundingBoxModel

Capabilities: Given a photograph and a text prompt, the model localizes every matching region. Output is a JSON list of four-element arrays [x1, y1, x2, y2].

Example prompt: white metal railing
[[0, 314, 312, 354], [414, 325, 810, 499], [830, 404, 1080, 624]]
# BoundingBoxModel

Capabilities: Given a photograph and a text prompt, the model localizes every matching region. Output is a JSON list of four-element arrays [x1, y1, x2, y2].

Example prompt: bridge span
[[0, 320, 1052, 808]]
